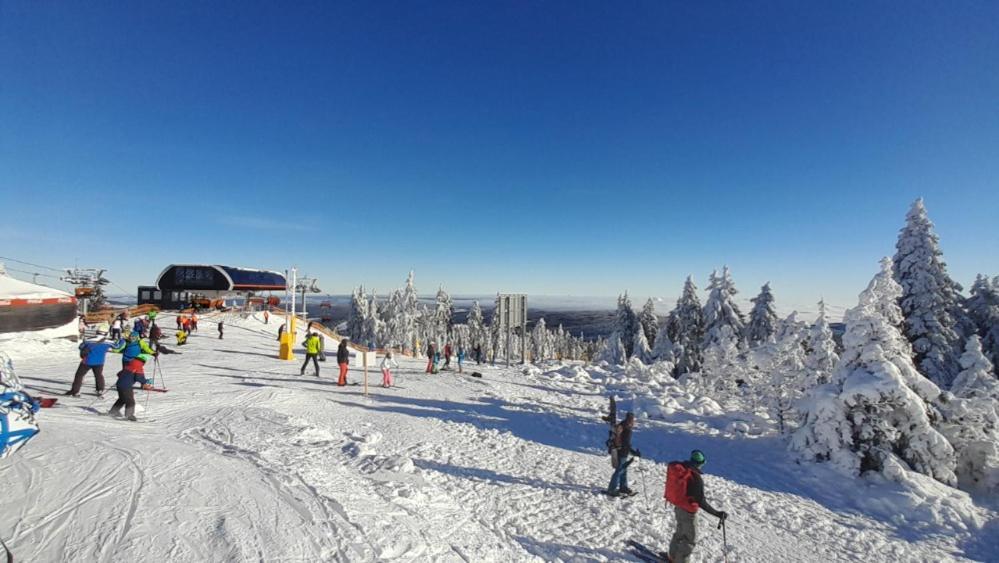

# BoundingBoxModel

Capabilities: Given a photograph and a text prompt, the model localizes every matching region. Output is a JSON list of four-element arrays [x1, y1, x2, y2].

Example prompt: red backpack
[[664, 462, 699, 512]]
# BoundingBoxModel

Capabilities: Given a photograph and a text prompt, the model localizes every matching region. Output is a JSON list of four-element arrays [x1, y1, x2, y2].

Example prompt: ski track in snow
[[1, 312, 995, 562]]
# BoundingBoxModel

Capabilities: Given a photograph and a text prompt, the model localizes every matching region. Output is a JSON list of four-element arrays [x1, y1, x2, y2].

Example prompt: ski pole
[[718, 518, 729, 563], [155, 356, 167, 390]]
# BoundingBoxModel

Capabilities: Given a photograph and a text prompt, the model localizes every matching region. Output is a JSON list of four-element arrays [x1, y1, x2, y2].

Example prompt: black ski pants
[[111, 387, 137, 418], [70, 363, 105, 395], [301, 353, 320, 376]]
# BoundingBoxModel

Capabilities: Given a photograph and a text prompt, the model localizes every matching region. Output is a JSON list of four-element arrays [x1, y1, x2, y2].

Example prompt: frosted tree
[[639, 298, 659, 348], [766, 313, 808, 433], [433, 286, 454, 344], [531, 317, 550, 362], [632, 326, 653, 364], [804, 299, 840, 387], [893, 198, 972, 387], [702, 267, 746, 349], [489, 294, 504, 363], [666, 276, 705, 375], [614, 293, 638, 358], [466, 300, 488, 351], [790, 258, 957, 486], [598, 333, 627, 365], [938, 339, 999, 491], [746, 283, 778, 346], [347, 285, 369, 341], [651, 324, 676, 364], [361, 292, 384, 348], [967, 274, 999, 374], [696, 325, 744, 397], [950, 336, 999, 401]]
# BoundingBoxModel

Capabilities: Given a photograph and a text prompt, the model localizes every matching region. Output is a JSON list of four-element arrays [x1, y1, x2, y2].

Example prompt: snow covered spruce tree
[[613, 292, 639, 358], [347, 285, 369, 341], [598, 333, 627, 365], [651, 323, 676, 364], [632, 325, 653, 364], [765, 312, 809, 434], [804, 299, 840, 387], [937, 337, 999, 491], [665, 276, 704, 375], [790, 258, 957, 485], [746, 282, 778, 346], [967, 274, 999, 374], [639, 298, 658, 348], [361, 292, 384, 348], [893, 198, 973, 387], [466, 300, 489, 352], [433, 286, 454, 344], [695, 325, 745, 398], [702, 266, 746, 350], [530, 317, 550, 362]]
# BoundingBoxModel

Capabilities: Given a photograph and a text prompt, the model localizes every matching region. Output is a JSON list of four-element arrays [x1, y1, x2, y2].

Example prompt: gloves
[[141, 384, 153, 390], [718, 511, 728, 521]]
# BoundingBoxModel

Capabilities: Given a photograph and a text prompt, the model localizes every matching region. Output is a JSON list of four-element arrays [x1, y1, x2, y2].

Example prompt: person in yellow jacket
[[176, 330, 188, 346], [300, 332, 322, 377]]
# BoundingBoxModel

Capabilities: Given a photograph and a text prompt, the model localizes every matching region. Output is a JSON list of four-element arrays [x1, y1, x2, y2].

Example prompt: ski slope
[[2, 312, 995, 562]]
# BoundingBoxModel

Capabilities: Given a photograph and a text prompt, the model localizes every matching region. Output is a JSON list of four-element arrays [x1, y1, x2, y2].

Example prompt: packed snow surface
[[1, 313, 995, 562]]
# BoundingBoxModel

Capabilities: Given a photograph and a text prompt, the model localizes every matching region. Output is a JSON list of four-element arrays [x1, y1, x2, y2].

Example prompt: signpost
[[496, 294, 527, 366]]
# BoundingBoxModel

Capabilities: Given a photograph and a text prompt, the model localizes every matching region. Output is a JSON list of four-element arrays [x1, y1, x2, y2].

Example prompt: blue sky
[[2, 1, 997, 312]]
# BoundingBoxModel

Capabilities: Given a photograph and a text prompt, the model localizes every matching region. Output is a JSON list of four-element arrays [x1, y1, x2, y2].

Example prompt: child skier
[[336, 338, 350, 386], [664, 450, 728, 563], [113, 332, 156, 369], [67, 331, 112, 397], [457, 345, 466, 374], [607, 412, 641, 497], [380, 351, 399, 387], [109, 356, 154, 421]]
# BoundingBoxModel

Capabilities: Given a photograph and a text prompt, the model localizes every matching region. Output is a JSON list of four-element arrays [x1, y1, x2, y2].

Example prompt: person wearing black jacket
[[336, 338, 350, 386], [667, 450, 728, 563], [607, 412, 640, 497]]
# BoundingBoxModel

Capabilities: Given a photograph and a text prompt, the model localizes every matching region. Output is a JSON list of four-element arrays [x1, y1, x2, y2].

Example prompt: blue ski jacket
[[79, 340, 114, 366], [115, 369, 149, 391]]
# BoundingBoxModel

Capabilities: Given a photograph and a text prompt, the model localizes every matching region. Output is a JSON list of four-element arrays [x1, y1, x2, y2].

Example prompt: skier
[[443, 343, 452, 369], [111, 315, 124, 340], [664, 450, 728, 563], [457, 344, 466, 374], [132, 316, 146, 337], [176, 329, 188, 346], [277, 322, 286, 342], [263, 310, 269, 324], [109, 355, 153, 421], [67, 331, 112, 397], [217, 320, 224, 340], [425, 342, 435, 374], [300, 332, 322, 377], [190, 313, 199, 332], [474, 343, 483, 365], [149, 321, 163, 346], [175, 314, 183, 331], [336, 338, 350, 386], [380, 351, 399, 387], [607, 412, 641, 497]]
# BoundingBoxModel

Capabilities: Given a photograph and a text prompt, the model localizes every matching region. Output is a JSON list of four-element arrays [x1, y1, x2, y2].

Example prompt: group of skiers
[[607, 412, 729, 563], [423, 342, 469, 374], [69, 325, 157, 421]]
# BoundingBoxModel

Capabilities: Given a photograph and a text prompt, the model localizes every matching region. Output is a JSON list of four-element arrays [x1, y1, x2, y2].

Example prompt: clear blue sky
[[2, 1, 997, 312]]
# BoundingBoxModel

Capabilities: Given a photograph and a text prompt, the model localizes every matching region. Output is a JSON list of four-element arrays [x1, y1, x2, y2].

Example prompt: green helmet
[[690, 450, 706, 465]]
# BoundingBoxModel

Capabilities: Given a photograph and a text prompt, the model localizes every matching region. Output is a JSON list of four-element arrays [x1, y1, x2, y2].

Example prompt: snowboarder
[[607, 412, 640, 497], [425, 342, 435, 374], [300, 332, 322, 377], [380, 351, 399, 387], [337, 338, 350, 386], [67, 331, 112, 397], [457, 345, 466, 374], [109, 356, 153, 421], [664, 450, 728, 563], [217, 320, 224, 340]]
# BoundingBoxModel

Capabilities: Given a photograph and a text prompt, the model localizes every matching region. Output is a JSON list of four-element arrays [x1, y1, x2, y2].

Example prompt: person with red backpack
[[663, 450, 728, 563], [606, 412, 641, 497]]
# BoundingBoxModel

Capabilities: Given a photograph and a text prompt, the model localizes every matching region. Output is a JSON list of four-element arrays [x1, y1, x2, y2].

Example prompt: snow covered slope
[[1, 313, 995, 562]]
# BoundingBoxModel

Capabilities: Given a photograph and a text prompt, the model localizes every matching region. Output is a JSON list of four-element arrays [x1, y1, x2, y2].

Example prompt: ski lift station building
[[138, 264, 287, 309]]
